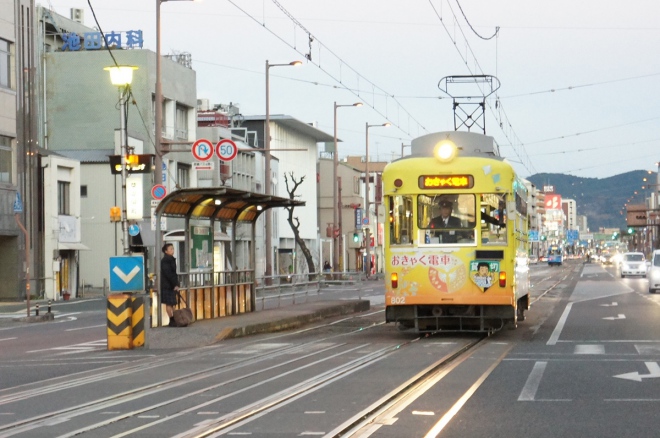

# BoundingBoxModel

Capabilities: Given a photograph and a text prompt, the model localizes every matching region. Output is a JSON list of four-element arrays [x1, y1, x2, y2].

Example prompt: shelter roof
[[155, 187, 305, 222]]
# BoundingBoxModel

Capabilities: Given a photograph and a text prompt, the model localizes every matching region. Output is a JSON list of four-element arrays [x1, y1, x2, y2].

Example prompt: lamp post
[[364, 122, 390, 277], [105, 65, 138, 255], [333, 102, 362, 272], [264, 60, 302, 282]]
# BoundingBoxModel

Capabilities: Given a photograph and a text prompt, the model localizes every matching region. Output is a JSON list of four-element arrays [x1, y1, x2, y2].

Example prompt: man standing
[[160, 243, 179, 327]]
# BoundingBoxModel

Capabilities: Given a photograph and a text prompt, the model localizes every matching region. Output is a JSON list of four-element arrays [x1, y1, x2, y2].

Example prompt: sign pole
[[13, 191, 30, 315]]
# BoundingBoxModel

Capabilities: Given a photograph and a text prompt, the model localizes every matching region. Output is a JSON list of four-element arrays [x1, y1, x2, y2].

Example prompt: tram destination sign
[[419, 174, 474, 189]]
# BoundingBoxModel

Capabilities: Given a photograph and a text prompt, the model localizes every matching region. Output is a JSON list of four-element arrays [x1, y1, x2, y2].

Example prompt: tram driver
[[429, 198, 473, 243]]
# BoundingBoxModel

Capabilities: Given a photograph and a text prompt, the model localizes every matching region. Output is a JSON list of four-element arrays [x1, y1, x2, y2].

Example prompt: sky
[[44, 0, 660, 180]]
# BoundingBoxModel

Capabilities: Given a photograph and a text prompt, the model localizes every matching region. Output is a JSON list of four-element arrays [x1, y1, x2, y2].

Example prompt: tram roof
[[155, 187, 305, 223]]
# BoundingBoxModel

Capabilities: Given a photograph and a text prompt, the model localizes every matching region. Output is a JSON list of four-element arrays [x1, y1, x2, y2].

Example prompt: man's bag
[[172, 292, 195, 327]]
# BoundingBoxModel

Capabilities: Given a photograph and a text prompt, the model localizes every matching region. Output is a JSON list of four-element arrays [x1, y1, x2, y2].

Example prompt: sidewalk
[[146, 299, 371, 350]]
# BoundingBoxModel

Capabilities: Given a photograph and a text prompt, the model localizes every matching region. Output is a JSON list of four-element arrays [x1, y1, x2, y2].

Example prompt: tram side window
[[388, 195, 413, 245], [481, 193, 507, 245]]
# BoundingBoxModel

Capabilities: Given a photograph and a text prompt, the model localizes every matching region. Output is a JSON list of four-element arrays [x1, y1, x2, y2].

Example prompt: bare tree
[[283, 172, 316, 279]]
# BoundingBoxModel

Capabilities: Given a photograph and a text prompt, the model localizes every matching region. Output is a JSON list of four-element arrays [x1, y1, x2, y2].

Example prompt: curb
[[13, 313, 55, 323], [214, 300, 371, 341]]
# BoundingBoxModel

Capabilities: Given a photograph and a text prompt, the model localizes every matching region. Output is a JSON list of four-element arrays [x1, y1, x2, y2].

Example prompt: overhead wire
[[225, 0, 428, 139], [427, 0, 535, 175]]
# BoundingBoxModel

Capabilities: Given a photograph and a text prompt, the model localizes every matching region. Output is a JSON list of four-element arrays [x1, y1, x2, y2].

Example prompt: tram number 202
[[390, 296, 406, 304]]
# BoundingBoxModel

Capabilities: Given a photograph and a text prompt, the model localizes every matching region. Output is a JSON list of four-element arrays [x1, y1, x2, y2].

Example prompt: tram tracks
[[0, 314, 390, 437]]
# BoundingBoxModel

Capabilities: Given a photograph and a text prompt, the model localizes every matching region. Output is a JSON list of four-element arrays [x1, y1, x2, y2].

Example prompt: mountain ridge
[[527, 170, 658, 231]]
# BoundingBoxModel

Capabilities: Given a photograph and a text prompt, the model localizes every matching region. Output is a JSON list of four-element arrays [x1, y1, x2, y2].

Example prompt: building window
[[58, 181, 70, 215], [177, 163, 190, 189], [81, 185, 87, 197], [175, 104, 188, 139], [0, 39, 10, 88], [0, 136, 11, 183]]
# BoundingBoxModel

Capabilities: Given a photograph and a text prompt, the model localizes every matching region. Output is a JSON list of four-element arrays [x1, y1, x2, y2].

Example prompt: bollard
[[48, 300, 52, 313], [35, 303, 39, 316], [107, 294, 133, 350]]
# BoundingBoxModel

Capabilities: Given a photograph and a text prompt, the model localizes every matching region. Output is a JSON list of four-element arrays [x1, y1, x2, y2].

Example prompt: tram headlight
[[433, 140, 458, 163]]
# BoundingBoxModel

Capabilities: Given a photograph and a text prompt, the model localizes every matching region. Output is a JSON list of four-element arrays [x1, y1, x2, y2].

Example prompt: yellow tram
[[383, 131, 530, 333]]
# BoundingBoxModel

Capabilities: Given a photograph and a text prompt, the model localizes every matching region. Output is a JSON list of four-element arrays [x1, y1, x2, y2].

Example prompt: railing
[[160, 269, 373, 326], [254, 270, 370, 310]]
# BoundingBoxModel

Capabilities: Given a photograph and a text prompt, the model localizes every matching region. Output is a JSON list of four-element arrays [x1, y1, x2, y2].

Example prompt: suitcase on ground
[[172, 292, 195, 327]]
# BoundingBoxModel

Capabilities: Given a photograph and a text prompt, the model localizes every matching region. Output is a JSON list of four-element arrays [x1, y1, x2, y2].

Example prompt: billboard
[[626, 204, 647, 227], [544, 194, 562, 210]]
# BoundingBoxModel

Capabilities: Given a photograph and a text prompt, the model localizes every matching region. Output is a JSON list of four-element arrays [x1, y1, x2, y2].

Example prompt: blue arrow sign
[[13, 192, 23, 213], [128, 224, 140, 236], [109, 256, 144, 292]]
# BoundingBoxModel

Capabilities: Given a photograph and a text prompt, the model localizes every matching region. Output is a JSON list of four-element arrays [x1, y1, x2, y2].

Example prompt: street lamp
[[333, 101, 362, 272], [264, 60, 302, 282], [364, 122, 390, 277], [105, 65, 138, 255]]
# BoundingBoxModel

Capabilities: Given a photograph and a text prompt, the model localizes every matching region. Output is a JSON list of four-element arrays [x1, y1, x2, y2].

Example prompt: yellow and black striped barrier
[[107, 294, 147, 350], [130, 295, 145, 348]]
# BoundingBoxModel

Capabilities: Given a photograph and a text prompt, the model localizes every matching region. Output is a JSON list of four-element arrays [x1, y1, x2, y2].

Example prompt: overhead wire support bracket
[[438, 75, 500, 135]]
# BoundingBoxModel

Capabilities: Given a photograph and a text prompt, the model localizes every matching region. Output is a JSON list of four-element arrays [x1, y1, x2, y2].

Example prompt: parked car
[[620, 252, 647, 278], [648, 250, 660, 293]]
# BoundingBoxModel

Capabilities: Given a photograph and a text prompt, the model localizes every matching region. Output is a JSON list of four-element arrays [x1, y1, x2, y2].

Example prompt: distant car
[[529, 255, 538, 265], [601, 253, 613, 265], [648, 250, 660, 293], [620, 252, 647, 278]]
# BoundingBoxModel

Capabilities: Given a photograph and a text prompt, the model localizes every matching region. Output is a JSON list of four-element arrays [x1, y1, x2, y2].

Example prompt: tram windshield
[[418, 194, 476, 244]]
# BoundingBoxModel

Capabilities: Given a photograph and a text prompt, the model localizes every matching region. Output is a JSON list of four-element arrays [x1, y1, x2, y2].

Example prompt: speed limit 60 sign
[[216, 139, 237, 162]]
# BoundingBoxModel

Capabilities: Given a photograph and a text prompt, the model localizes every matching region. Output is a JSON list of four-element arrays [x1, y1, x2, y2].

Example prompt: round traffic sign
[[192, 139, 214, 161], [363, 217, 369, 225], [128, 224, 140, 236], [151, 184, 167, 200], [216, 139, 238, 162]]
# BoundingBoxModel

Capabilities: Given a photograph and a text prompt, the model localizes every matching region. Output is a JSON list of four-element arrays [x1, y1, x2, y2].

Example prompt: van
[[649, 250, 660, 294]]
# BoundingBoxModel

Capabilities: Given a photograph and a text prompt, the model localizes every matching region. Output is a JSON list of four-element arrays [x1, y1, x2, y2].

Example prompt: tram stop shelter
[[153, 187, 305, 327]]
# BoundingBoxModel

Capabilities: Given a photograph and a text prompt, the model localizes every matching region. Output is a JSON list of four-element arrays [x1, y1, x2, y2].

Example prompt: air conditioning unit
[[197, 99, 210, 111], [71, 8, 84, 23]]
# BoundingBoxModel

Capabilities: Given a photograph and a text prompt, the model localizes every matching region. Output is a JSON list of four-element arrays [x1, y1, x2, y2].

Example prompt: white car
[[620, 252, 647, 278], [648, 250, 660, 293]]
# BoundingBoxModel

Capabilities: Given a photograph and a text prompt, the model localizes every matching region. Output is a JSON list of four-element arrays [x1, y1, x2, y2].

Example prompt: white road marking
[[0, 337, 17, 342], [412, 411, 435, 416], [547, 303, 573, 345], [614, 362, 660, 382], [65, 324, 106, 331], [600, 302, 618, 306], [603, 314, 626, 320], [518, 361, 547, 401], [574, 344, 605, 354], [26, 339, 106, 354]]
